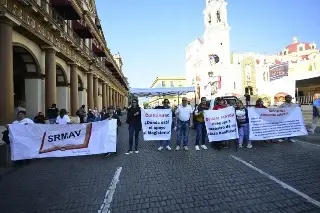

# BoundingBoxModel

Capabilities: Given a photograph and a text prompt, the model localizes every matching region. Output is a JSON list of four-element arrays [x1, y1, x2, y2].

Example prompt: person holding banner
[[278, 95, 299, 143], [212, 97, 228, 150], [55, 109, 71, 125], [308, 93, 320, 134], [235, 101, 252, 148], [104, 107, 121, 157], [175, 97, 193, 151], [194, 97, 209, 151], [125, 99, 142, 154], [155, 99, 172, 151]]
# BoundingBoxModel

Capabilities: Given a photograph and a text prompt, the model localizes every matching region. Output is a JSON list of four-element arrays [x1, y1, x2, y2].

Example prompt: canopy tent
[[130, 87, 195, 97]]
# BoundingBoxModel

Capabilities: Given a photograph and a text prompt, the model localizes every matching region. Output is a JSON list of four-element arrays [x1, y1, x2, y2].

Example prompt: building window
[[161, 81, 166, 87], [299, 46, 303, 51], [233, 82, 236, 89], [170, 81, 174, 87], [178, 81, 182, 87], [283, 51, 287, 55]]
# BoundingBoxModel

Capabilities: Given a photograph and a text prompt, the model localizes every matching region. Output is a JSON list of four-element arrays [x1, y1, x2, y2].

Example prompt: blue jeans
[[128, 125, 139, 151], [195, 122, 206, 145], [176, 120, 190, 146], [49, 118, 55, 124], [160, 140, 170, 147], [238, 123, 251, 145]]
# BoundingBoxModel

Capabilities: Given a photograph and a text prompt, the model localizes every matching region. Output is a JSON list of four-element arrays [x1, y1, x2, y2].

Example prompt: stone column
[[70, 63, 78, 116], [102, 83, 107, 108], [109, 86, 113, 107], [45, 47, 56, 111], [106, 84, 109, 107], [87, 73, 93, 109], [93, 75, 98, 108], [0, 20, 14, 125]]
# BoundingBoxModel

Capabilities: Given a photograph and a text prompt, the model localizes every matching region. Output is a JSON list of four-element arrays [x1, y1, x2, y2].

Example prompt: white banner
[[248, 107, 307, 140], [141, 109, 172, 141], [204, 107, 239, 142], [9, 120, 117, 160]]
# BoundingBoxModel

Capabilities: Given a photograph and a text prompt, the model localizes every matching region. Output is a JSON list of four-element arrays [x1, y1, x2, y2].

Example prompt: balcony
[[92, 38, 106, 57], [50, 0, 81, 20], [72, 20, 94, 38]]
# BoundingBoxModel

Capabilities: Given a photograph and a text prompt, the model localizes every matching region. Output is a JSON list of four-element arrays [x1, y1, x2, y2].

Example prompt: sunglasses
[[182, 100, 187, 102]]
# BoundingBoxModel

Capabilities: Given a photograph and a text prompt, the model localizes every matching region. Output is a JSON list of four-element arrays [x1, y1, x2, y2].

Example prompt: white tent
[[130, 87, 195, 97]]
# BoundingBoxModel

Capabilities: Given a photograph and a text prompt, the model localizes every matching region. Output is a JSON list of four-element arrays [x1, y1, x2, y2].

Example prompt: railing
[[297, 96, 314, 105]]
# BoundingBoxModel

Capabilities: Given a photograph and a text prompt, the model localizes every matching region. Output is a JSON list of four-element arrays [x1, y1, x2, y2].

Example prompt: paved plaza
[[0, 116, 320, 213]]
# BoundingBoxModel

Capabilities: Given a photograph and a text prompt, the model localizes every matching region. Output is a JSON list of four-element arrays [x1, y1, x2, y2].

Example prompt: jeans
[[176, 120, 190, 146], [238, 123, 251, 145], [309, 116, 319, 132], [129, 125, 139, 151], [195, 122, 206, 145], [160, 140, 170, 147], [49, 118, 55, 124]]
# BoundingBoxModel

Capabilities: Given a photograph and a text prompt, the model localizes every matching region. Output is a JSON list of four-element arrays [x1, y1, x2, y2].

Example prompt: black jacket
[[235, 107, 249, 126], [126, 107, 142, 129]]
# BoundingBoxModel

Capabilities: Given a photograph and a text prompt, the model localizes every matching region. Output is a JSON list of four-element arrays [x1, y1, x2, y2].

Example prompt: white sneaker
[[247, 144, 252, 149], [175, 146, 181, 151], [278, 139, 284, 143], [125, 151, 133, 155], [195, 145, 200, 151], [183, 146, 189, 151], [239, 144, 243, 148], [158, 146, 164, 151], [289, 139, 296, 143], [201, 145, 208, 150], [166, 146, 172, 151], [135, 150, 139, 154]]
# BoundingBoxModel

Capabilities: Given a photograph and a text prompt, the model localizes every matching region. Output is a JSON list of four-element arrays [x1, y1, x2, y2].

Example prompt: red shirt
[[213, 105, 226, 110]]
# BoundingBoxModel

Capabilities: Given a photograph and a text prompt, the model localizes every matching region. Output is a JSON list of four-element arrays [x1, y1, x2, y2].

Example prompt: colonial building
[[149, 76, 187, 107], [0, 0, 129, 125], [186, 0, 320, 106]]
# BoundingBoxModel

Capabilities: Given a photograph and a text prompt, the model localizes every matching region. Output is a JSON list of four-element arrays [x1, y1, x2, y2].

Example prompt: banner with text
[[248, 107, 307, 140], [141, 109, 172, 141], [204, 107, 239, 142], [9, 120, 117, 160]]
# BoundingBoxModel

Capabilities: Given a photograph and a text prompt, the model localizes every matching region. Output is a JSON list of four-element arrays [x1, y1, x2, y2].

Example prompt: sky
[[95, 0, 320, 88]]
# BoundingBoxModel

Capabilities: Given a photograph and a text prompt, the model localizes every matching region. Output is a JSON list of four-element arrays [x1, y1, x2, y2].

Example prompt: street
[[0, 117, 320, 213]]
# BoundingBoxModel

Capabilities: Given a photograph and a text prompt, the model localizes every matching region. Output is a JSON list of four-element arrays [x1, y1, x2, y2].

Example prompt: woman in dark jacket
[[125, 99, 142, 154]]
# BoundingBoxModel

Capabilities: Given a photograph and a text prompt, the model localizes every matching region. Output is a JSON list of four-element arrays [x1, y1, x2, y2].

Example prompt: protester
[[192, 104, 199, 129], [87, 109, 96, 122], [212, 97, 227, 150], [125, 99, 141, 154], [155, 99, 172, 151], [175, 97, 193, 151], [47, 103, 59, 124], [194, 97, 209, 150], [76, 105, 86, 123], [55, 109, 71, 125], [278, 95, 299, 143], [255, 99, 267, 108], [104, 107, 121, 157], [308, 93, 320, 134], [235, 101, 252, 148], [100, 107, 108, 121], [93, 107, 101, 121], [34, 112, 45, 124], [244, 93, 250, 106]]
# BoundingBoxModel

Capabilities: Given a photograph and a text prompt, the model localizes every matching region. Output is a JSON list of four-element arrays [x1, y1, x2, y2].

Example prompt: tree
[[143, 102, 149, 109]]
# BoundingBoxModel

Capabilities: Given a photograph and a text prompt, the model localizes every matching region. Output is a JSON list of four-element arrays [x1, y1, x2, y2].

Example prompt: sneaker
[[125, 150, 133, 155], [195, 145, 200, 151], [247, 144, 252, 149], [165, 146, 172, 151], [201, 145, 208, 150], [135, 150, 139, 154], [175, 146, 181, 151], [113, 152, 118, 156], [239, 144, 243, 148], [158, 146, 164, 151], [308, 131, 315, 135], [278, 139, 284, 143], [183, 146, 189, 151], [289, 139, 296, 143], [104, 153, 111, 157]]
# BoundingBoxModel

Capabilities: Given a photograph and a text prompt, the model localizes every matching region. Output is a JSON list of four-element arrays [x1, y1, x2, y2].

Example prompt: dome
[[281, 37, 314, 55]]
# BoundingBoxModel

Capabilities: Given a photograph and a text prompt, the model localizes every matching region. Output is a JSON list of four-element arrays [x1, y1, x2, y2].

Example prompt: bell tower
[[203, 0, 231, 65]]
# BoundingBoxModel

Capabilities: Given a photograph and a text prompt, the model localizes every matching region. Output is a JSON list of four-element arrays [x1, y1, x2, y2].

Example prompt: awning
[[130, 87, 195, 97]]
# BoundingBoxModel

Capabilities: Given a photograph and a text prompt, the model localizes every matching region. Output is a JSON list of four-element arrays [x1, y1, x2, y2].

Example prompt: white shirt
[[12, 118, 34, 124], [176, 104, 193, 121], [55, 115, 70, 125]]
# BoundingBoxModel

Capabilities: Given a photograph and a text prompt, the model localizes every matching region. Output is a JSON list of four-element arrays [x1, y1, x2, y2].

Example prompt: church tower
[[203, 0, 231, 65]]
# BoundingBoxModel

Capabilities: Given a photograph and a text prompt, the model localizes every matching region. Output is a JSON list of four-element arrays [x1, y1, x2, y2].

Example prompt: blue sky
[[96, 0, 320, 88]]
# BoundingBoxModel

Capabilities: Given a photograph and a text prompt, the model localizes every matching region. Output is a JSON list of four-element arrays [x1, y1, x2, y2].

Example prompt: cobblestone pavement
[[0, 117, 320, 213]]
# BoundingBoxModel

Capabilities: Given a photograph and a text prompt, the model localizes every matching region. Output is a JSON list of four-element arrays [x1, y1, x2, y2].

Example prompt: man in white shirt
[[12, 111, 34, 124], [175, 97, 193, 151]]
